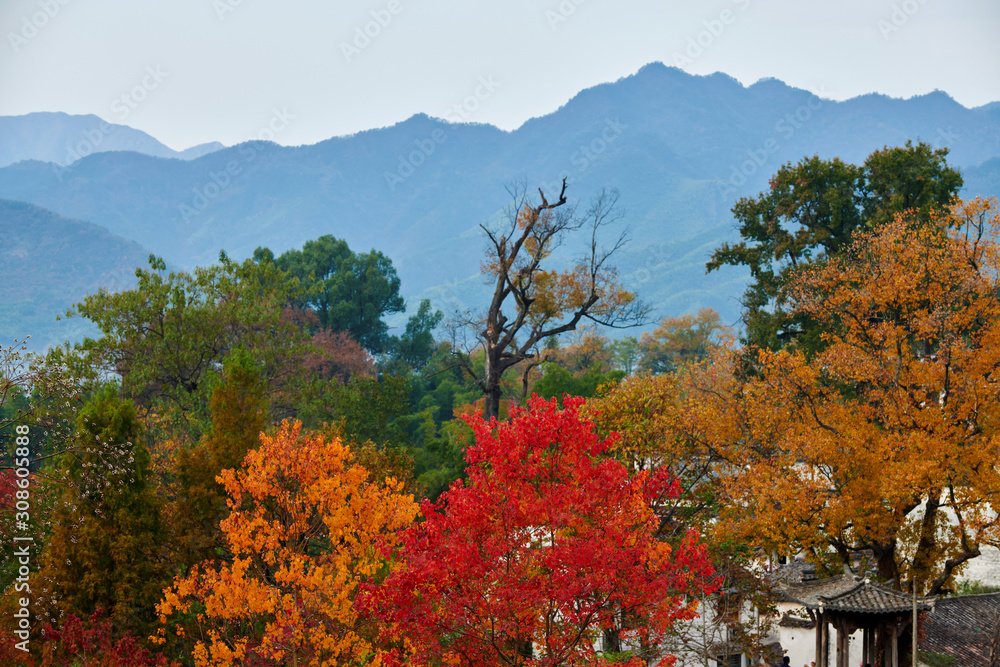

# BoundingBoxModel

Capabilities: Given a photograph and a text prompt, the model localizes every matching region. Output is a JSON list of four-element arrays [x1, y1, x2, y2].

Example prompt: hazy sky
[[2, 0, 998, 150]]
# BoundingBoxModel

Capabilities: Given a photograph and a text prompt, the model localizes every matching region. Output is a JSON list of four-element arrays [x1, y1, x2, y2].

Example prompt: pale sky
[[2, 0, 998, 151]]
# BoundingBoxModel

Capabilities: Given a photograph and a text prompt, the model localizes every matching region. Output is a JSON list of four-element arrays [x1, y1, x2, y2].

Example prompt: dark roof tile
[[921, 593, 1000, 667]]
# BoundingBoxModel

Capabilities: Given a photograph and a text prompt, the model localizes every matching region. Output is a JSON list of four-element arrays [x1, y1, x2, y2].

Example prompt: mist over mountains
[[2, 63, 999, 349], [0, 112, 224, 168]]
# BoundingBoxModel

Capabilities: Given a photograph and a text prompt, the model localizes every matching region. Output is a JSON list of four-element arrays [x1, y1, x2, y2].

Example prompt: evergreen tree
[[36, 385, 166, 636], [171, 349, 267, 567], [707, 141, 962, 353]]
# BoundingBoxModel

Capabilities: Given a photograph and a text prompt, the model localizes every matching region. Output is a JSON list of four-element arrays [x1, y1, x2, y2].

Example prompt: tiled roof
[[778, 573, 857, 605], [780, 575, 935, 614], [920, 593, 1000, 666], [769, 559, 818, 584], [823, 580, 933, 613]]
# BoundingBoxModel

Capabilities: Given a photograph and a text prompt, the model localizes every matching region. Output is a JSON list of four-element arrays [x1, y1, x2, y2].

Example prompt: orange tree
[[155, 420, 418, 666], [361, 395, 715, 667], [699, 198, 1000, 595]]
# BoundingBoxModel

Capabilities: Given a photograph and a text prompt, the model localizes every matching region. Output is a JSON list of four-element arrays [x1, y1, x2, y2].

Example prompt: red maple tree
[[363, 395, 715, 667]]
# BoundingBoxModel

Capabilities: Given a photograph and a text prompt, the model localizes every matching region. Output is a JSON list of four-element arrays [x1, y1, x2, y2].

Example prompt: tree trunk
[[484, 379, 502, 421], [876, 542, 900, 587]]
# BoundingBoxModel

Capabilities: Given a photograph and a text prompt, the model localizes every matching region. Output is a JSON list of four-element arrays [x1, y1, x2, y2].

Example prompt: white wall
[[774, 602, 864, 667]]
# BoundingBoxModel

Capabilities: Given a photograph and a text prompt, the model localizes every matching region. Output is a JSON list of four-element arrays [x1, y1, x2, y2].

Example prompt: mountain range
[[0, 112, 224, 168], [0, 199, 149, 347], [2, 63, 999, 350]]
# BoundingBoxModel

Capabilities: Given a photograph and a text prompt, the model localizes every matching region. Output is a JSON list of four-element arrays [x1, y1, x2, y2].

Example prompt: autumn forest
[[3, 140, 1000, 666]]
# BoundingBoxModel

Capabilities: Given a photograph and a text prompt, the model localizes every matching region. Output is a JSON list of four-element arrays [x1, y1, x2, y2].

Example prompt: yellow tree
[[702, 198, 1000, 595], [637, 308, 732, 374], [155, 420, 418, 666]]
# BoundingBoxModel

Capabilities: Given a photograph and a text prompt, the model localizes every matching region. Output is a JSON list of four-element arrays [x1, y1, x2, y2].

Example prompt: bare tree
[[453, 178, 648, 420]]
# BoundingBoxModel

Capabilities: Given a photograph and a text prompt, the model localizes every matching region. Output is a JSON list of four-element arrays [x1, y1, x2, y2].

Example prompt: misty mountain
[[1, 64, 998, 346], [0, 199, 150, 349], [0, 112, 224, 168]]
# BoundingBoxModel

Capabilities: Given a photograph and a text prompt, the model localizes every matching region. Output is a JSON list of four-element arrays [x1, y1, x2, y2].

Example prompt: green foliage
[[954, 579, 1000, 595], [331, 374, 411, 448], [607, 336, 640, 375], [708, 141, 963, 353], [533, 362, 624, 403], [66, 252, 300, 436], [35, 385, 167, 637], [267, 235, 405, 353], [388, 298, 443, 372], [404, 410, 470, 501], [862, 141, 965, 227], [170, 350, 268, 567], [918, 651, 956, 667]]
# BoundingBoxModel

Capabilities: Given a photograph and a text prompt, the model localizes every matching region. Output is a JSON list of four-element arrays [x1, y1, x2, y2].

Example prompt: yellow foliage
[[708, 198, 1000, 587], [589, 200, 1000, 591]]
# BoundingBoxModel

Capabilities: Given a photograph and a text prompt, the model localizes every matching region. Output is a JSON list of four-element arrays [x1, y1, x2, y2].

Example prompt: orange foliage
[[548, 327, 613, 375], [155, 421, 418, 666], [638, 308, 732, 374], [531, 266, 635, 328], [693, 198, 1000, 591]]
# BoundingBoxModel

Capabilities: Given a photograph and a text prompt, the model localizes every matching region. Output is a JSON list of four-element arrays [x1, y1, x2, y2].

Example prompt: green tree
[[170, 350, 268, 567], [66, 253, 299, 436], [266, 235, 405, 353], [707, 141, 962, 352], [35, 386, 167, 637], [608, 335, 640, 375], [389, 299, 443, 372], [330, 374, 411, 449], [532, 362, 623, 403], [862, 140, 965, 227]]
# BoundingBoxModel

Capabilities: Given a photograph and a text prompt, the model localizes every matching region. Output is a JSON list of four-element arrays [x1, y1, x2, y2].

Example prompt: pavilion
[[778, 574, 936, 667]]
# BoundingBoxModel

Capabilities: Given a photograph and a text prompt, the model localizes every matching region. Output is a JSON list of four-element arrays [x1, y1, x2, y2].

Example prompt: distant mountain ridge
[[0, 198, 151, 349], [1, 63, 998, 344], [0, 112, 224, 168]]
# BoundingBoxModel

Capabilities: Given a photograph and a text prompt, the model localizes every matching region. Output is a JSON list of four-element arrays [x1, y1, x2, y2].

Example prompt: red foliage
[[362, 395, 716, 667], [304, 329, 375, 382], [0, 469, 16, 510], [39, 611, 177, 667]]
